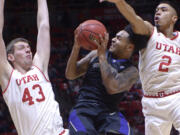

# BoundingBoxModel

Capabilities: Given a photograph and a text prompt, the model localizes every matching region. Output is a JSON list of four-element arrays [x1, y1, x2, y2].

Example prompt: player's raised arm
[[100, 0, 153, 35], [0, 0, 6, 66], [101, 65, 139, 94], [33, 0, 50, 74], [65, 29, 97, 80], [0, 0, 13, 90]]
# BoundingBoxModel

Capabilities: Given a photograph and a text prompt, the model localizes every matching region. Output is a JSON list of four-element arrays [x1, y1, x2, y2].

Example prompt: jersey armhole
[[2, 69, 14, 95], [171, 31, 179, 40], [33, 64, 50, 82], [148, 27, 155, 41]]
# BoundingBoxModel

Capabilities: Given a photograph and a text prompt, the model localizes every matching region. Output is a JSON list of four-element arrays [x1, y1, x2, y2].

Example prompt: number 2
[[22, 84, 45, 105], [158, 55, 172, 72]]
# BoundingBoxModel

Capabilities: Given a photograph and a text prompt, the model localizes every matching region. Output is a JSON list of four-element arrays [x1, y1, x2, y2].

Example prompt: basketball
[[76, 20, 107, 50]]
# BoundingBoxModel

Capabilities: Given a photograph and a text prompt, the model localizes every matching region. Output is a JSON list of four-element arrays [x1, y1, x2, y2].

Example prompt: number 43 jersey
[[2, 65, 65, 135], [139, 27, 180, 94]]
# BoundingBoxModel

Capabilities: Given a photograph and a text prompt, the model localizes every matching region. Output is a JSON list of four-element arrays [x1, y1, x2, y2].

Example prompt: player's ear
[[8, 53, 15, 62], [172, 15, 178, 24], [127, 43, 134, 52]]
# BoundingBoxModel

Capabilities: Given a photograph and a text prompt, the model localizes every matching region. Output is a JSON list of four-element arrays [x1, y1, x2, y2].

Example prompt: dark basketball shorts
[[68, 102, 130, 135]]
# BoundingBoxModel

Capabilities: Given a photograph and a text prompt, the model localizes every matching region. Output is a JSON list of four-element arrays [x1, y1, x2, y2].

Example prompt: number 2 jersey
[[139, 27, 180, 94], [2, 65, 66, 135]]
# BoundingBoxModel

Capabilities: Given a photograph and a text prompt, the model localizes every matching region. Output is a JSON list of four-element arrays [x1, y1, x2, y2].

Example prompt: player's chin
[[155, 23, 160, 29], [26, 60, 33, 66], [109, 45, 115, 52]]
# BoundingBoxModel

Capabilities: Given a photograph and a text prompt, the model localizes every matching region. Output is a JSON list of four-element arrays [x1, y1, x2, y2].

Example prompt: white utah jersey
[[139, 27, 180, 94], [2, 66, 65, 135]]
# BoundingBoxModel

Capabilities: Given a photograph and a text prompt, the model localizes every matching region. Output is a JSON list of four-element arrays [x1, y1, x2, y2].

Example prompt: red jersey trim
[[2, 69, 14, 95], [33, 65, 50, 82], [144, 90, 180, 98], [59, 129, 65, 135], [171, 31, 179, 40]]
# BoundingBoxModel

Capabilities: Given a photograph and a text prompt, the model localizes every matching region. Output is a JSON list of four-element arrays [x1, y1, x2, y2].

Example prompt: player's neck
[[115, 53, 130, 60], [14, 64, 31, 74], [158, 25, 175, 39]]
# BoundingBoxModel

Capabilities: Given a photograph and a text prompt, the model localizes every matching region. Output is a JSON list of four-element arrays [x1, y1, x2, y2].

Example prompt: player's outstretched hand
[[99, 0, 121, 4]]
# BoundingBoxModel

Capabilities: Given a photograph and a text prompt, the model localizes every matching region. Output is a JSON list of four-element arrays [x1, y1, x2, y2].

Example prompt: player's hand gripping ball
[[76, 20, 107, 50]]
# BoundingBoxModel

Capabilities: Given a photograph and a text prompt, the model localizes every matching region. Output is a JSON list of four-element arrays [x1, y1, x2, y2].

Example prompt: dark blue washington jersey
[[77, 51, 133, 110]]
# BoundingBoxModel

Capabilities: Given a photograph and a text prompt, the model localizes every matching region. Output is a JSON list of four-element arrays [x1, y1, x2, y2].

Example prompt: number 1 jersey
[[2, 65, 65, 135]]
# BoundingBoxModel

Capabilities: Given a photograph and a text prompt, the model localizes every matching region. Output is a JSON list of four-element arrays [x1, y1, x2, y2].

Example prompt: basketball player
[[100, 0, 180, 134], [0, 0, 69, 135], [65, 25, 139, 135]]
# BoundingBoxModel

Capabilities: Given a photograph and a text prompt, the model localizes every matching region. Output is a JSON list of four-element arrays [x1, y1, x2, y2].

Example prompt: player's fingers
[[74, 30, 79, 40], [74, 29, 77, 35], [74, 28, 79, 35], [99, 34, 108, 48], [74, 35, 78, 44], [100, 33, 108, 44], [75, 24, 81, 35], [105, 32, 109, 43], [74, 34, 78, 40], [74, 32, 80, 45], [98, 34, 104, 43], [104, 32, 108, 39], [92, 38, 101, 47]]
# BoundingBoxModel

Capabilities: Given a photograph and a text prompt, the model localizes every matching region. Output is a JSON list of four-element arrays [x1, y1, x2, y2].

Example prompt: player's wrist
[[98, 53, 106, 61], [73, 43, 81, 50]]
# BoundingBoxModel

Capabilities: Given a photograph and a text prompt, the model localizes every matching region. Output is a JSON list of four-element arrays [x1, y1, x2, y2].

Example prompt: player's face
[[12, 41, 33, 69], [109, 30, 130, 56], [154, 3, 177, 30]]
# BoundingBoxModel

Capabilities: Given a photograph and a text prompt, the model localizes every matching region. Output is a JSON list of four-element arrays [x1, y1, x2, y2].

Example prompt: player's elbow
[[65, 75, 75, 80], [39, 22, 50, 31], [65, 72, 75, 80], [65, 70, 78, 80], [106, 87, 125, 95], [106, 81, 131, 95], [106, 89, 118, 95], [105, 82, 123, 95]]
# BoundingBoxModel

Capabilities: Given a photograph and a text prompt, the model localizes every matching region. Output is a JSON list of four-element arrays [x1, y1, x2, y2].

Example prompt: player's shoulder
[[176, 31, 180, 42], [177, 30, 180, 35], [0, 62, 14, 92]]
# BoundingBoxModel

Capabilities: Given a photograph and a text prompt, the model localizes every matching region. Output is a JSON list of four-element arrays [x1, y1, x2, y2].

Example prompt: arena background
[[0, 0, 180, 135]]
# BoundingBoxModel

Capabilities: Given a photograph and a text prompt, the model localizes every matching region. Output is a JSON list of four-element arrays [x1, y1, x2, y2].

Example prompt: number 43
[[22, 84, 45, 105]]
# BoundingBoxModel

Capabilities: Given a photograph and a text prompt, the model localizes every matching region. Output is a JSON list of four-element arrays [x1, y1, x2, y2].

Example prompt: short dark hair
[[159, 0, 179, 18], [124, 25, 134, 44], [124, 25, 149, 52], [6, 38, 30, 54]]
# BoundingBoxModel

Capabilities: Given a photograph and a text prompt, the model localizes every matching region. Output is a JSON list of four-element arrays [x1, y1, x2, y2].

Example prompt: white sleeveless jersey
[[2, 66, 65, 135], [139, 27, 180, 94]]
